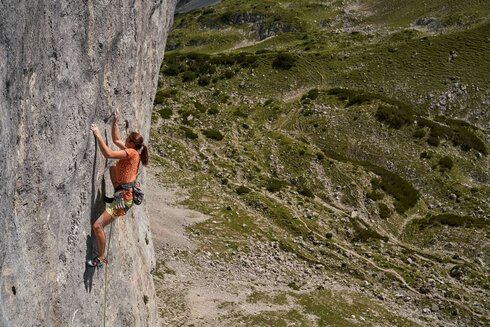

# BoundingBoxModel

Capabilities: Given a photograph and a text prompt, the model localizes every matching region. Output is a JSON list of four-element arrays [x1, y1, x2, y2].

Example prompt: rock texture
[[0, 1, 175, 326]]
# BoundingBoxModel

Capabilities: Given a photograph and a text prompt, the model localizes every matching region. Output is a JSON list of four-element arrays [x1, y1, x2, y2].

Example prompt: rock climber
[[87, 110, 148, 267]]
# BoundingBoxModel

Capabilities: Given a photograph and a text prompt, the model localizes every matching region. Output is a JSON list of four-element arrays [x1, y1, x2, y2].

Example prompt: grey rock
[[0, 1, 176, 326]]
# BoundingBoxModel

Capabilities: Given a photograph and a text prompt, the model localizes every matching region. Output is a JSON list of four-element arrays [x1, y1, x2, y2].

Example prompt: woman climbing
[[87, 110, 148, 267]]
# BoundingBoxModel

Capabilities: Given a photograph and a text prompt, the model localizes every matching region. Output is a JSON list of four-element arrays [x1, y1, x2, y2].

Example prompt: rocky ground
[[145, 167, 475, 326]]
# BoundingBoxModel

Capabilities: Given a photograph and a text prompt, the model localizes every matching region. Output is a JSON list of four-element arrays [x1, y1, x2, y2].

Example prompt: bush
[[182, 71, 197, 82], [367, 190, 384, 201], [202, 129, 224, 140], [427, 135, 440, 147], [375, 105, 414, 129], [211, 54, 236, 65], [298, 186, 314, 198], [162, 63, 184, 76], [272, 53, 296, 70], [223, 70, 235, 79], [180, 126, 198, 139], [301, 88, 319, 101], [158, 107, 172, 119], [197, 76, 210, 86], [378, 203, 391, 219], [194, 102, 207, 113], [207, 107, 219, 115], [413, 128, 426, 138], [367, 166, 420, 214], [266, 178, 286, 192], [439, 156, 453, 171], [154, 89, 167, 105], [417, 213, 486, 229], [236, 185, 251, 195], [419, 118, 487, 154]]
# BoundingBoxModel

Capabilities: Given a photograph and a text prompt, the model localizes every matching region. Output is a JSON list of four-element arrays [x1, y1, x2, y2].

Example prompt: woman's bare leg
[[92, 211, 114, 261]]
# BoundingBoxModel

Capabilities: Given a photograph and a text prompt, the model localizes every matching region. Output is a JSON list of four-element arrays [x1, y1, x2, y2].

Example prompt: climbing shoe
[[86, 257, 107, 268]]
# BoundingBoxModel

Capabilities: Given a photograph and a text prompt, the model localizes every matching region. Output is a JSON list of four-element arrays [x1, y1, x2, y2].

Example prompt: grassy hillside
[[152, 0, 490, 325]]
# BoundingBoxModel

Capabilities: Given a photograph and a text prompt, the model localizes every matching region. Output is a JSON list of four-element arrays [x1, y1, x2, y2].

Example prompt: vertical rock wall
[[0, 1, 175, 326]]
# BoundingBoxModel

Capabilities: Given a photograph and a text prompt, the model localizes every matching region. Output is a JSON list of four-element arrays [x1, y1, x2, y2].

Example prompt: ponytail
[[140, 144, 149, 166], [129, 131, 149, 166]]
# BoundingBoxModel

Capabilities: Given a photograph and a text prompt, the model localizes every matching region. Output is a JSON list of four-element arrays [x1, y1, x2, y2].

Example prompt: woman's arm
[[112, 110, 126, 150], [91, 123, 128, 159]]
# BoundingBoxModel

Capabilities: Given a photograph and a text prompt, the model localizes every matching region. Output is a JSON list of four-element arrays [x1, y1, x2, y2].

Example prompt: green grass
[[151, 1, 490, 325]]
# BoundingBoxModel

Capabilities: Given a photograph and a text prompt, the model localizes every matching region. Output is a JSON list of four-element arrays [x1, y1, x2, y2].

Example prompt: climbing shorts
[[106, 190, 134, 217]]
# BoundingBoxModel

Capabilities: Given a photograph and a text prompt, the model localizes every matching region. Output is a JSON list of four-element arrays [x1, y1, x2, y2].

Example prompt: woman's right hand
[[90, 123, 101, 137]]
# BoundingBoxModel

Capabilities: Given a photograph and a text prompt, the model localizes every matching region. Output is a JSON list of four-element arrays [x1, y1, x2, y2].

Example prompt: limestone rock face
[[0, 1, 175, 326]]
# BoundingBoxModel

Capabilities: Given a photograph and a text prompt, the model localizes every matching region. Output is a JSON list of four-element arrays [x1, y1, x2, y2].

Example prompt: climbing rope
[[103, 222, 113, 327], [102, 128, 113, 327]]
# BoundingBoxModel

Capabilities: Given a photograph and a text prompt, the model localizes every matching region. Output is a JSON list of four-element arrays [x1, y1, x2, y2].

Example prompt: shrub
[[378, 203, 391, 219], [413, 128, 426, 138], [427, 135, 440, 147], [417, 213, 486, 229], [367, 166, 420, 214], [211, 54, 236, 65], [207, 107, 219, 115], [223, 70, 235, 79], [158, 107, 172, 119], [194, 102, 207, 113], [197, 76, 210, 86], [301, 88, 319, 101], [367, 190, 384, 201], [154, 89, 167, 105], [419, 118, 487, 154], [236, 185, 251, 195], [316, 152, 325, 160], [272, 53, 296, 70], [375, 105, 414, 129], [420, 151, 431, 159], [298, 186, 314, 198], [182, 71, 197, 82], [439, 156, 453, 171], [162, 63, 184, 76], [266, 178, 286, 192], [234, 53, 258, 67], [180, 126, 198, 139], [202, 129, 224, 140]]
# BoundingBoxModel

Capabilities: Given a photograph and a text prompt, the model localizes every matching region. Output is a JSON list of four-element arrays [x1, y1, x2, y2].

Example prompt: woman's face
[[125, 137, 133, 148]]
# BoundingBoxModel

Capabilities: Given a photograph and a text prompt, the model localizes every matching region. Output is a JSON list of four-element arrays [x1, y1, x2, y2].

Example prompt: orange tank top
[[115, 148, 140, 185]]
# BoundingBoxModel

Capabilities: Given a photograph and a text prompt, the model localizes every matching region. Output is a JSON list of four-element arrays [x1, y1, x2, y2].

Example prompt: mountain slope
[[151, 0, 489, 325]]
